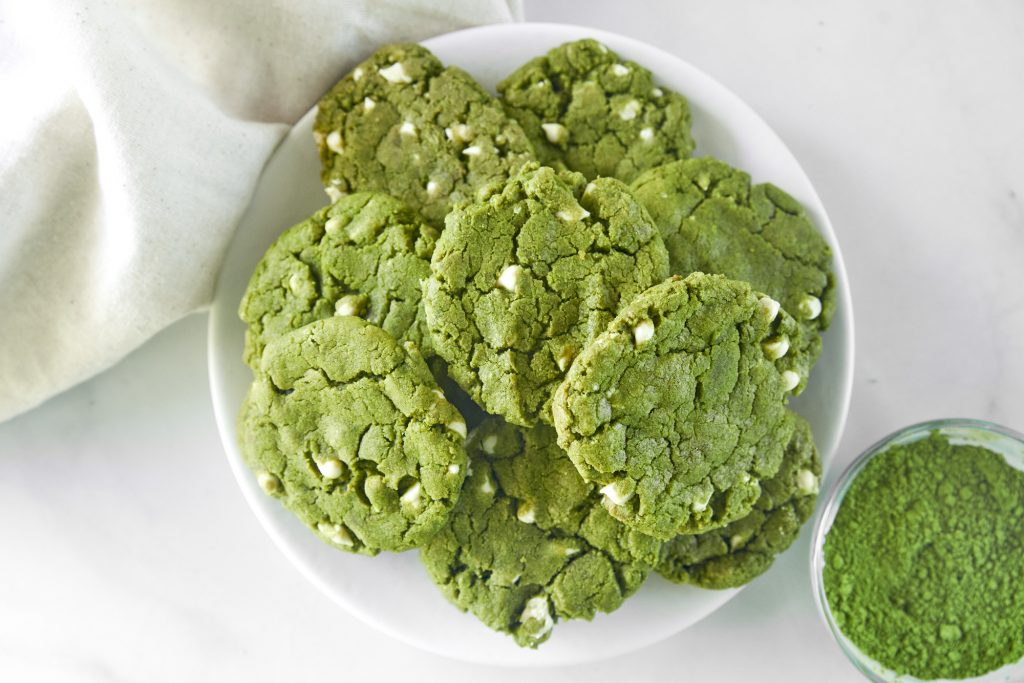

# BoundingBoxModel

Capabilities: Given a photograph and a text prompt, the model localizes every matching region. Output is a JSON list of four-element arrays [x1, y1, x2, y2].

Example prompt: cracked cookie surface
[[420, 417, 659, 648], [238, 192, 438, 369], [421, 162, 667, 423], [315, 43, 536, 226], [552, 273, 803, 540], [498, 38, 694, 183], [631, 157, 835, 393], [657, 411, 821, 588], [237, 316, 468, 555], [423, 164, 669, 427]]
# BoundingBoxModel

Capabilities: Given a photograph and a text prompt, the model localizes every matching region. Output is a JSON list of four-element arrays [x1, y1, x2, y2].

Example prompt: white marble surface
[[2, 1, 1022, 680]]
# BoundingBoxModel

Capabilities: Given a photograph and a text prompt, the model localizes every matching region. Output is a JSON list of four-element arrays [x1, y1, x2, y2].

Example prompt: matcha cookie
[[657, 412, 821, 588], [423, 164, 669, 426], [498, 38, 694, 183], [552, 273, 804, 540], [421, 417, 659, 648], [631, 157, 835, 392], [238, 316, 468, 555], [238, 192, 438, 369], [315, 43, 536, 226]]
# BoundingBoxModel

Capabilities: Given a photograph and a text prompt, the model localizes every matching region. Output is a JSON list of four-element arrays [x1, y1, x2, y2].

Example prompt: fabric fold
[[0, 0, 522, 422]]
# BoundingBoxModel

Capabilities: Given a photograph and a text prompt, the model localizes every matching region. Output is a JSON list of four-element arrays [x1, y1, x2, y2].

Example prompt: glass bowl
[[810, 418, 1024, 682]]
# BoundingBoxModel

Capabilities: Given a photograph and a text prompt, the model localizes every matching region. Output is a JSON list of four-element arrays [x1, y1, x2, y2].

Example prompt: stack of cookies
[[236, 39, 834, 648]]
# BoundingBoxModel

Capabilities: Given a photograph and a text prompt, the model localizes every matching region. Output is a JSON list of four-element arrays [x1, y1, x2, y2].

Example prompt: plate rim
[[207, 21, 855, 666]]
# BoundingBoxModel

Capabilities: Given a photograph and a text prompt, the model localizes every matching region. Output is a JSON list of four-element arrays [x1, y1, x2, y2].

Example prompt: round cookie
[[238, 192, 438, 369], [657, 411, 821, 588], [421, 417, 659, 648], [423, 163, 669, 427], [497, 38, 694, 183], [237, 316, 469, 555], [630, 157, 835, 393], [315, 43, 536, 226], [552, 273, 804, 540]]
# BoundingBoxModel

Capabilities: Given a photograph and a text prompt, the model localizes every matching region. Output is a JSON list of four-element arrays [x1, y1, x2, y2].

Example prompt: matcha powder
[[823, 431, 1024, 680]]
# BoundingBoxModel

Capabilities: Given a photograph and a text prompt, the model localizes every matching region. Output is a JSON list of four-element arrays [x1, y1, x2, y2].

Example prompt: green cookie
[[631, 157, 835, 393], [421, 417, 659, 649], [498, 38, 694, 182], [423, 163, 669, 427], [657, 411, 821, 588], [552, 273, 803, 540], [238, 192, 438, 369], [315, 43, 536, 226], [237, 316, 469, 555]]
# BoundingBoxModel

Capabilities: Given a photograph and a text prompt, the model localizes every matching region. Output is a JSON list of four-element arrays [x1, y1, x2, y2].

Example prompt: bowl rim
[[809, 417, 1024, 682]]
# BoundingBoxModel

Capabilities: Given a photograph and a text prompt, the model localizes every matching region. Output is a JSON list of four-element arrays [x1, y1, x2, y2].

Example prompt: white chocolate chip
[[730, 534, 748, 551], [335, 295, 363, 317], [400, 481, 422, 507], [432, 388, 445, 400], [447, 419, 467, 439], [256, 471, 281, 495], [517, 503, 536, 524], [763, 336, 790, 360], [781, 370, 801, 392], [584, 182, 597, 196], [651, 87, 664, 97], [564, 546, 580, 557], [352, 67, 364, 81], [692, 490, 713, 512], [611, 63, 630, 76], [363, 97, 375, 111], [426, 180, 441, 197], [759, 296, 780, 322], [317, 521, 354, 547], [520, 596, 553, 639], [556, 205, 590, 222], [497, 265, 522, 292], [448, 464, 461, 475], [797, 468, 819, 495], [639, 127, 653, 141], [324, 216, 343, 235], [532, 80, 548, 88], [799, 295, 822, 320], [482, 434, 498, 455], [325, 186, 345, 202], [326, 130, 344, 154], [399, 121, 416, 137], [618, 99, 642, 121], [378, 62, 412, 84], [540, 122, 568, 144], [633, 319, 655, 345], [462, 145, 482, 157], [445, 123, 473, 143], [600, 481, 634, 506], [317, 458, 342, 479], [480, 476, 494, 494], [288, 272, 305, 296], [556, 348, 574, 372]]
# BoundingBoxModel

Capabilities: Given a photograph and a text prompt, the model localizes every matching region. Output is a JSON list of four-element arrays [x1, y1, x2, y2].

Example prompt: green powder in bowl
[[811, 419, 1024, 682]]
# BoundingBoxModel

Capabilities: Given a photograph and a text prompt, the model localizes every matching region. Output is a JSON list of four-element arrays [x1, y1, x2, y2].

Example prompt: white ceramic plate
[[208, 22, 855, 666]]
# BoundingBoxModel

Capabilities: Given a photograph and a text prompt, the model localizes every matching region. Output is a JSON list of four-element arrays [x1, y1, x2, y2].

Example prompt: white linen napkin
[[0, 0, 522, 422]]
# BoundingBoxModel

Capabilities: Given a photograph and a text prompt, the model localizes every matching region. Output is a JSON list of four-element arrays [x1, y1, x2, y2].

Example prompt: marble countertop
[[2, 1, 1022, 680]]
